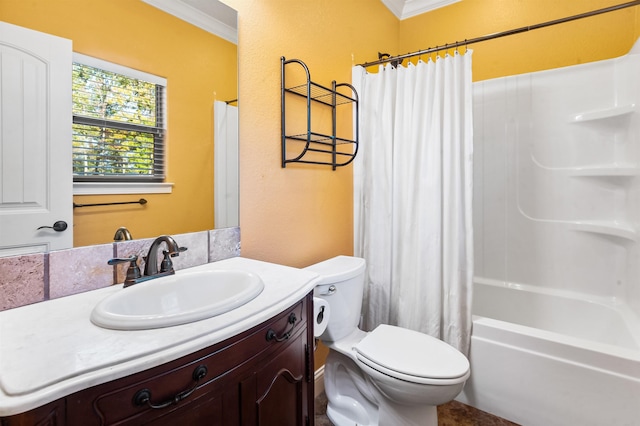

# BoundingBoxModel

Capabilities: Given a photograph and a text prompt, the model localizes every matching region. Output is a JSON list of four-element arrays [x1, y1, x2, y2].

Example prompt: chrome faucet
[[107, 235, 187, 287], [143, 235, 187, 276]]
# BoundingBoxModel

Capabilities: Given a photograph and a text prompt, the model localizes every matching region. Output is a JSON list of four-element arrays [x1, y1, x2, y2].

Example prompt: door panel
[[0, 22, 72, 256], [214, 101, 239, 228]]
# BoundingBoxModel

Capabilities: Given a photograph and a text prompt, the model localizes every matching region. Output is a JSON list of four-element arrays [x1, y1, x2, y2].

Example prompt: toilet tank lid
[[304, 256, 365, 285]]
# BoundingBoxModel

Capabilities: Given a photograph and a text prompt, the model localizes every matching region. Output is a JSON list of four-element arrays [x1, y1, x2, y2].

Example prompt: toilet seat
[[353, 324, 470, 386]]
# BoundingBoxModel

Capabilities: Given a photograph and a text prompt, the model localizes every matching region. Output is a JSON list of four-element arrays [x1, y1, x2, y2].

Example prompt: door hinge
[[305, 343, 312, 383]]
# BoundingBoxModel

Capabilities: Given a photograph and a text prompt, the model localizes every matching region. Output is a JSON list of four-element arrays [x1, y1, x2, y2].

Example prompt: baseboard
[[314, 365, 325, 398]]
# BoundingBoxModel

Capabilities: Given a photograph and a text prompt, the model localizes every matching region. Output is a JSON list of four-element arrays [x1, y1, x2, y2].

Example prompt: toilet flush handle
[[319, 285, 336, 296]]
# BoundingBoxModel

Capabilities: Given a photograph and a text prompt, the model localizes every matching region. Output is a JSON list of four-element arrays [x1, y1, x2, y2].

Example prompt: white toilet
[[307, 255, 470, 426]]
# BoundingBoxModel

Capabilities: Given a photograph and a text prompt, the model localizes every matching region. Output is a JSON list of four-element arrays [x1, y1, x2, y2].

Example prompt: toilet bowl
[[307, 256, 470, 426]]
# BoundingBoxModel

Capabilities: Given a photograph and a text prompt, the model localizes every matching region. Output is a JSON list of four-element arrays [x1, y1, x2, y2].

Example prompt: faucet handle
[[165, 246, 188, 257], [107, 255, 138, 266], [159, 247, 187, 273], [160, 251, 175, 273], [108, 256, 142, 286]]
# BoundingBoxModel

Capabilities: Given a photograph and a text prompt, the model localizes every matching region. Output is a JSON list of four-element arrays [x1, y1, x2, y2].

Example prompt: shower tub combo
[[460, 278, 639, 425], [460, 39, 640, 425]]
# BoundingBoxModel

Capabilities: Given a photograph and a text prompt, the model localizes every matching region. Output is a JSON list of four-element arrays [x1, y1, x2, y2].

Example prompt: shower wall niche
[[473, 39, 640, 312]]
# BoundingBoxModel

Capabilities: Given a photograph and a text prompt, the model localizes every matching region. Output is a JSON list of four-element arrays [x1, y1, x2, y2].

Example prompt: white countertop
[[0, 257, 319, 416]]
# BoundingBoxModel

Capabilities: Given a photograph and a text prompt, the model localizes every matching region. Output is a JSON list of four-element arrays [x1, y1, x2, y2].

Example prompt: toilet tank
[[305, 256, 366, 342]]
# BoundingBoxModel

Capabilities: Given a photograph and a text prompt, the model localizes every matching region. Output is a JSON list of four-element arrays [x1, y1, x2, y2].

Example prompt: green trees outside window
[[72, 63, 165, 181]]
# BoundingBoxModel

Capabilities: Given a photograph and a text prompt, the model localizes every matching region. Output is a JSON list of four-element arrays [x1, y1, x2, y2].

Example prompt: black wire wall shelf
[[281, 57, 359, 170]]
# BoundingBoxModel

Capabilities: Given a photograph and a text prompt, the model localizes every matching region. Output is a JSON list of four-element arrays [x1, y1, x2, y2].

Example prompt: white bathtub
[[457, 278, 640, 426]]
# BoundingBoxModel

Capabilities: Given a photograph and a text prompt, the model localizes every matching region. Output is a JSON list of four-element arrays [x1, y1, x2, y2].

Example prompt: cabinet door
[[0, 399, 65, 426], [240, 331, 309, 426]]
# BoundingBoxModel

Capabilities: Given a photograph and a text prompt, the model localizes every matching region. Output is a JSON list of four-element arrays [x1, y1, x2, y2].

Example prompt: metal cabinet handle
[[37, 221, 68, 232], [132, 365, 208, 410], [266, 313, 298, 342]]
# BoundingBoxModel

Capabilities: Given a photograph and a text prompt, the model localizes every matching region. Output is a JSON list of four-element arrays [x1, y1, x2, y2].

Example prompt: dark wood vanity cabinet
[[2, 293, 314, 426], [0, 399, 66, 426]]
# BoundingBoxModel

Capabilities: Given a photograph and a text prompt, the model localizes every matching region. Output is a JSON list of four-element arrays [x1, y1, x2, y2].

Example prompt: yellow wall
[[0, 0, 237, 247], [398, 0, 640, 82], [228, 0, 398, 268]]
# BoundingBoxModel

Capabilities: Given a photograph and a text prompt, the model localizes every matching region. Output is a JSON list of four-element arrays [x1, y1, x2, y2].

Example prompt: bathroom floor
[[314, 391, 520, 425]]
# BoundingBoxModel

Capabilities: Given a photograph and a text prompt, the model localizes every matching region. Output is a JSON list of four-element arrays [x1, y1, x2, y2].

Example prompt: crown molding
[[381, 0, 405, 18], [141, 0, 237, 44], [381, 0, 461, 20]]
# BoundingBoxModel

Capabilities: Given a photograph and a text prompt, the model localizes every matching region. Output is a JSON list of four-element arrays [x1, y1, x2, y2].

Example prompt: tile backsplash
[[0, 227, 241, 312], [0, 253, 46, 310]]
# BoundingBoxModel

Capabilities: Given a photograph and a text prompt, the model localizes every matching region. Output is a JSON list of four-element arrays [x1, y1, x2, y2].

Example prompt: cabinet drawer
[[66, 296, 308, 425]]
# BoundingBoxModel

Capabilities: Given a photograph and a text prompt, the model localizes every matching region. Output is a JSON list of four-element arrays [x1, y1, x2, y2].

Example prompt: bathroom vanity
[[0, 257, 318, 425]]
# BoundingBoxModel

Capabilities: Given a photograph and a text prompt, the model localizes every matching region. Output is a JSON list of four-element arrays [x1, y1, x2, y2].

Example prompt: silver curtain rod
[[358, 0, 640, 68]]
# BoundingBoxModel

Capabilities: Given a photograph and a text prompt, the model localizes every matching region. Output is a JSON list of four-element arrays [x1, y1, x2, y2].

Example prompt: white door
[[214, 101, 239, 228], [0, 22, 73, 256]]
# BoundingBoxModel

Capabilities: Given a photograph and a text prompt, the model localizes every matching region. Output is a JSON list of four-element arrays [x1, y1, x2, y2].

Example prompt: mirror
[[1, 0, 238, 249]]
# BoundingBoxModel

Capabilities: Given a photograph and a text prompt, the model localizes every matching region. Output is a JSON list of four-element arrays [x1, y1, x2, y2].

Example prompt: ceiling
[[141, 0, 461, 45], [380, 0, 460, 20]]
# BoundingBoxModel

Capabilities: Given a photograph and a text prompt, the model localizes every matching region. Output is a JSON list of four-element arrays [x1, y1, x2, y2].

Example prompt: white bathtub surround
[[467, 36, 640, 425], [352, 51, 475, 355], [459, 279, 640, 426], [473, 39, 640, 311]]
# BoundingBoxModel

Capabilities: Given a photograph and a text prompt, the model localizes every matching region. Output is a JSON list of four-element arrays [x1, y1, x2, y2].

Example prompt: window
[[72, 54, 166, 183]]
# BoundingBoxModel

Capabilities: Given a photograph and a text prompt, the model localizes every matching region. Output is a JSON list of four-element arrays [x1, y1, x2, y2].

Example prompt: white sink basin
[[90, 269, 265, 330]]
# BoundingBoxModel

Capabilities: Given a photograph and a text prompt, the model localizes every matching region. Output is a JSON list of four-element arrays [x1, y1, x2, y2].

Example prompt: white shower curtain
[[352, 51, 474, 355]]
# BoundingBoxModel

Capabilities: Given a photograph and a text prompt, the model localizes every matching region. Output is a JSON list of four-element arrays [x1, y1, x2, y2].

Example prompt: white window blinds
[[72, 55, 166, 182]]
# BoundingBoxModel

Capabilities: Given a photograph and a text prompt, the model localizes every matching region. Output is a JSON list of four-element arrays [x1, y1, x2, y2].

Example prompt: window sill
[[73, 182, 174, 195]]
